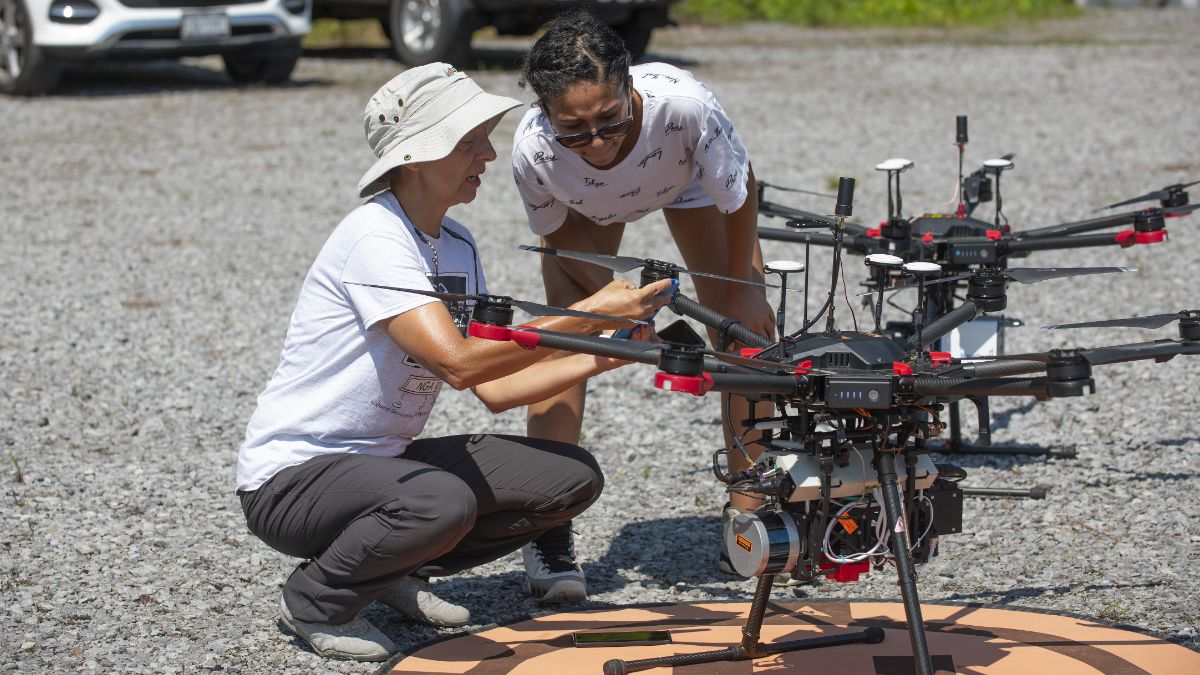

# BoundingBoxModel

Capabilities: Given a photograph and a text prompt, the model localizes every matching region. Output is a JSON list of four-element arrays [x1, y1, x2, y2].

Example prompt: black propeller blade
[[1043, 310, 1197, 331], [1164, 203, 1200, 217], [520, 245, 799, 292], [509, 326, 814, 374], [862, 266, 1134, 296], [343, 282, 645, 325], [1101, 179, 1200, 210]]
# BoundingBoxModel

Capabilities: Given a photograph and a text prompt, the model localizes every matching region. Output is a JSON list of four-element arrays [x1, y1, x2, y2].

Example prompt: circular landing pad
[[382, 600, 1199, 674]]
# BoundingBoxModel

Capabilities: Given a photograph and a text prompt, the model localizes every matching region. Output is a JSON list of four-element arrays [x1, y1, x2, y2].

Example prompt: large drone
[[412, 177, 1198, 674], [756, 116, 1198, 458]]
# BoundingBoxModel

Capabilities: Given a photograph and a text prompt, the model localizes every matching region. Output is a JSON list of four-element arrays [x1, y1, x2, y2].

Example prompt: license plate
[[181, 12, 231, 41]]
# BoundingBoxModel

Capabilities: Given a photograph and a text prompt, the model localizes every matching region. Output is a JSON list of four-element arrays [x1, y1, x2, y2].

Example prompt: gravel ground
[[2, 8, 1198, 673]]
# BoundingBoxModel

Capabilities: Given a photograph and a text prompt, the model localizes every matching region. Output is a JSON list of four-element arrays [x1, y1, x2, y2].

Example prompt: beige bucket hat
[[357, 63, 522, 198]]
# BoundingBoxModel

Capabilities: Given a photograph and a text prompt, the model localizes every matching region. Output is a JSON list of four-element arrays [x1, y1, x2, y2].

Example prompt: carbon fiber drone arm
[[757, 226, 877, 254], [670, 294, 773, 349], [1017, 210, 1140, 239], [908, 375, 1049, 399]]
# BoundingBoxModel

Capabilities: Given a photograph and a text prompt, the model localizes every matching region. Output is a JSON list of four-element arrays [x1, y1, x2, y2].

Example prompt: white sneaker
[[379, 576, 470, 628], [522, 527, 586, 603], [278, 596, 394, 662]]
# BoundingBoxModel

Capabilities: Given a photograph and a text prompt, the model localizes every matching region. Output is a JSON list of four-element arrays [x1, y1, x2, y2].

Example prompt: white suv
[[0, 0, 310, 95]]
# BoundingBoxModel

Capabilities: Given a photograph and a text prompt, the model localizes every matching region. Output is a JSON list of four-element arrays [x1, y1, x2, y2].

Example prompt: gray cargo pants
[[239, 433, 603, 624]]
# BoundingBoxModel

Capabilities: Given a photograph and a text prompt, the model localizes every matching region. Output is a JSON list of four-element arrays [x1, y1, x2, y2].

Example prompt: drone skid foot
[[600, 628, 883, 674]]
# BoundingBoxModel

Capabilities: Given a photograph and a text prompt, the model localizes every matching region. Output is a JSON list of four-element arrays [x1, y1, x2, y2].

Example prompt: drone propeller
[[861, 266, 1135, 296], [1100, 179, 1200, 210], [1042, 310, 1198, 331], [343, 282, 645, 325], [519, 245, 798, 292], [1163, 203, 1200, 217]]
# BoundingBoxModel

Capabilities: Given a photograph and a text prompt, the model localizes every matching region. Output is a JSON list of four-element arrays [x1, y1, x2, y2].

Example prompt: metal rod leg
[[876, 451, 934, 675]]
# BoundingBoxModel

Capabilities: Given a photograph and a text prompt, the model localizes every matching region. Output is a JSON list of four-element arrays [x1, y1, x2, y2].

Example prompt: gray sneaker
[[278, 596, 394, 662], [522, 526, 586, 603], [378, 576, 470, 628]]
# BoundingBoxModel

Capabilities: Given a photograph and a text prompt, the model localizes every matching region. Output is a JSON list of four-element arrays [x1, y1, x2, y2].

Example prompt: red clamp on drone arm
[[467, 322, 543, 350], [740, 347, 763, 358], [1114, 229, 1167, 248], [654, 372, 714, 396], [928, 351, 952, 367], [921, 232, 934, 244], [893, 362, 914, 376], [794, 359, 814, 375], [866, 227, 882, 238], [985, 229, 1003, 241], [468, 321, 510, 341]]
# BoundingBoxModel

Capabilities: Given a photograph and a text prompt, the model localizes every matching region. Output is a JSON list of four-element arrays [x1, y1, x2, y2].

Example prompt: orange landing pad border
[[381, 600, 1199, 674]]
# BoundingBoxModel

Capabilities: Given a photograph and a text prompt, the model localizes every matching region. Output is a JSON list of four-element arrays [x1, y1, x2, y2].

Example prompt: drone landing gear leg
[[601, 575, 883, 674], [875, 449, 934, 675], [938, 397, 1077, 458]]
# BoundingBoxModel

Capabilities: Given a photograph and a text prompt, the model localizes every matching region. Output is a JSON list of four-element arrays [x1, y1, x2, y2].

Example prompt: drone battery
[[946, 241, 999, 265], [824, 376, 892, 410], [768, 448, 938, 503], [723, 510, 800, 578]]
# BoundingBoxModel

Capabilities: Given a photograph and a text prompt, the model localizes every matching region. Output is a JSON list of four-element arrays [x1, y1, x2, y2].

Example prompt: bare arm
[[472, 324, 658, 412], [383, 279, 671, 390]]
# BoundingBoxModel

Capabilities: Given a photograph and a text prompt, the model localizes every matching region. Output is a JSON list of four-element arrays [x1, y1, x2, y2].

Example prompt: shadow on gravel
[[50, 60, 333, 97], [941, 581, 1161, 605]]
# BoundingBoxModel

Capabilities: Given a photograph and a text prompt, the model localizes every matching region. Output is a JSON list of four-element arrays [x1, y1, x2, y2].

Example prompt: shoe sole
[[528, 580, 587, 604], [277, 616, 391, 662]]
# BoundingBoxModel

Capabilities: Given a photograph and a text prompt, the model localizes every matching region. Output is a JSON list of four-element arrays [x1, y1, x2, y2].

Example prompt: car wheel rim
[[400, 0, 440, 55], [0, 0, 25, 80]]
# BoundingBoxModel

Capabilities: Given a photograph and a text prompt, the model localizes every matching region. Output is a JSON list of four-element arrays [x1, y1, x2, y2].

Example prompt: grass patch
[[302, 18, 391, 50], [675, 0, 1079, 27]]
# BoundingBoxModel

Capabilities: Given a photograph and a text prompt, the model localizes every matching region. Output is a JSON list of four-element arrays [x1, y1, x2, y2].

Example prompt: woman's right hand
[[573, 278, 675, 328]]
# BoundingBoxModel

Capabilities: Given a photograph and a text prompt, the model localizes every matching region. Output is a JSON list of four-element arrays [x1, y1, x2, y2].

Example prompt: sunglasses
[[552, 90, 634, 149]]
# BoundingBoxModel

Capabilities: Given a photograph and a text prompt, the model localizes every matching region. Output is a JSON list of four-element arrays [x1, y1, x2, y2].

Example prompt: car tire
[[614, 13, 654, 61], [223, 38, 302, 85], [387, 0, 473, 67], [0, 0, 63, 96]]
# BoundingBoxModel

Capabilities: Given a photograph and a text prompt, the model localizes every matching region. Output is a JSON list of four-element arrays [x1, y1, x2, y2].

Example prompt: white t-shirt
[[236, 191, 487, 492], [512, 63, 751, 236]]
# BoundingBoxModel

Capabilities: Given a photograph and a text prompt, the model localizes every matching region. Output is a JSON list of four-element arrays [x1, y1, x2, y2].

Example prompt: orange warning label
[[735, 534, 753, 553], [838, 516, 859, 535]]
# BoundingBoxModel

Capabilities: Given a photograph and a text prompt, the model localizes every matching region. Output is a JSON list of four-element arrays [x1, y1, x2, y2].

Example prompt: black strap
[[717, 318, 742, 351]]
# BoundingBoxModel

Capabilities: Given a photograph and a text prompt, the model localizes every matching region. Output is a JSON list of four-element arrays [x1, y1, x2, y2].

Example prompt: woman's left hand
[[596, 324, 659, 371]]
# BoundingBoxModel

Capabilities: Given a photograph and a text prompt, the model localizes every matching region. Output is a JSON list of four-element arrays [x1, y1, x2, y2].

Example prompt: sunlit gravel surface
[[2, 8, 1198, 672]]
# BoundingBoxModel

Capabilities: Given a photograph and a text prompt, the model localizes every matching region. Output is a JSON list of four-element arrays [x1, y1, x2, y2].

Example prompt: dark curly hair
[[519, 8, 630, 106]]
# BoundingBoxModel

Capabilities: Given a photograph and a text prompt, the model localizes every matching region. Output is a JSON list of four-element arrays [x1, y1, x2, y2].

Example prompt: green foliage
[[676, 0, 1077, 27]]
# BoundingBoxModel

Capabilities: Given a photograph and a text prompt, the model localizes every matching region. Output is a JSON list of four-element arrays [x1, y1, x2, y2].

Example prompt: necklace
[[409, 222, 440, 280]]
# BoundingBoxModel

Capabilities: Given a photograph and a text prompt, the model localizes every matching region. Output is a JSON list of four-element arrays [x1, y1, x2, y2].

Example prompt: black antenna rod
[[956, 115, 968, 217], [825, 177, 855, 333]]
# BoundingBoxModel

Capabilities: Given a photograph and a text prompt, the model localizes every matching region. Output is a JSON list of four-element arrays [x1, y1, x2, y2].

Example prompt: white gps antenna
[[875, 158, 915, 222], [865, 254, 904, 332], [983, 157, 1014, 230], [903, 261, 943, 352], [765, 260, 805, 337]]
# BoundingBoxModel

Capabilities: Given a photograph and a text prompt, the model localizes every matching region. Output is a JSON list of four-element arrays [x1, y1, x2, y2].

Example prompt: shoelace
[[532, 529, 578, 573]]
